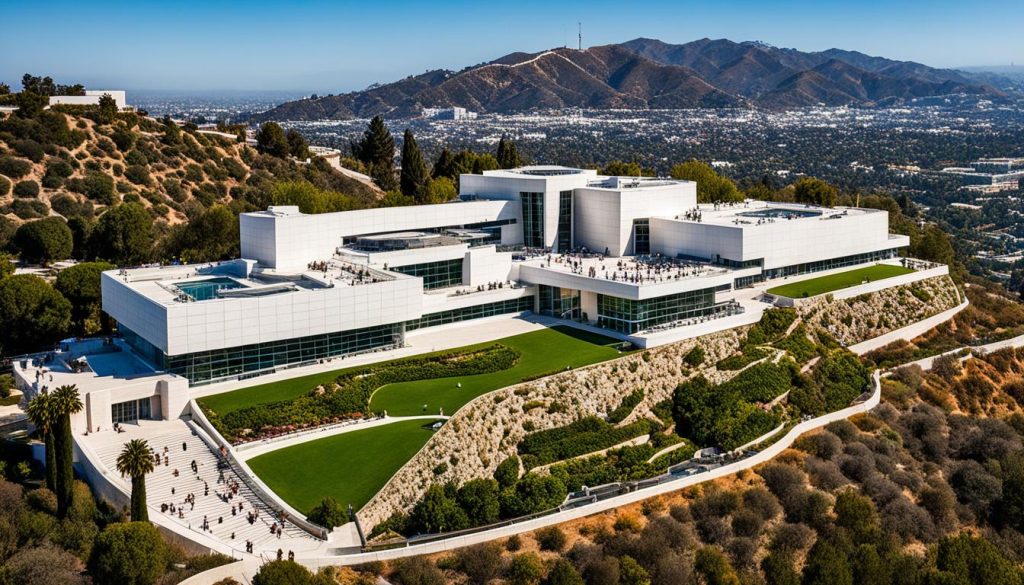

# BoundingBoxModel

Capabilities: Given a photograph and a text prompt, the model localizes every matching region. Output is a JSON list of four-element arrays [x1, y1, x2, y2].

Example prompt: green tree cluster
[[670, 161, 742, 203]]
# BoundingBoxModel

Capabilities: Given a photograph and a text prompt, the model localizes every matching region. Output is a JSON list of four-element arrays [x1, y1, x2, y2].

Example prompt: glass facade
[[597, 288, 719, 334], [538, 285, 580, 319], [733, 248, 903, 289], [392, 258, 464, 289], [557, 190, 573, 252], [404, 296, 535, 331], [633, 219, 650, 256], [111, 397, 152, 424], [120, 323, 403, 386], [763, 248, 901, 279], [521, 192, 545, 248]]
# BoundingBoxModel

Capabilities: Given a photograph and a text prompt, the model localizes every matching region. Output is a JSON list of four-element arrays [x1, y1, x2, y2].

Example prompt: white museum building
[[13, 165, 920, 430]]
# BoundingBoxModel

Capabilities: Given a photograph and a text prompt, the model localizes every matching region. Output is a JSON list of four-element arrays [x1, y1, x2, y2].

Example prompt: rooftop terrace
[[524, 253, 730, 286], [671, 200, 880, 228]]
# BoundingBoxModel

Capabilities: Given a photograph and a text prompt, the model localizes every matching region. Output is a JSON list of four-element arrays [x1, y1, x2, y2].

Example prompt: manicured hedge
[[518, 416, 660, 469], [206, 344, 520, 442]]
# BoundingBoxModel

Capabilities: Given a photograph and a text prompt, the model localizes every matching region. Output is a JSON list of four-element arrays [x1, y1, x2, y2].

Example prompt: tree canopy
[[670, 161, 742, 203], [13, 217, 73, 265], [91, 203, 154, 266], [0, 274, 71, 354]]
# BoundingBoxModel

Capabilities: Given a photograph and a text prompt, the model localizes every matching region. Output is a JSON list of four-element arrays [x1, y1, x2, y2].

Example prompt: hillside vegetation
[[0, 104, 379, 264]]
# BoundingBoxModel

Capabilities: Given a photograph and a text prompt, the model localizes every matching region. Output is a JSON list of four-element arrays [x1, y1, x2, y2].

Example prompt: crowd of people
[[149, 436, 299, 556], [542, 253, 713, 285]]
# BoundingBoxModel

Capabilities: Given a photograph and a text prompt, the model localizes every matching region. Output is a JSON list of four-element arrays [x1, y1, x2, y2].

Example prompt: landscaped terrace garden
[[766, 263, 914, 299], [198, 326, 624, 443]]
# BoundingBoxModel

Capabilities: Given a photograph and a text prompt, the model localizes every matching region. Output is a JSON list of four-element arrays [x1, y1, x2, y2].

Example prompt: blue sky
[[2, 0, 1022, 92]]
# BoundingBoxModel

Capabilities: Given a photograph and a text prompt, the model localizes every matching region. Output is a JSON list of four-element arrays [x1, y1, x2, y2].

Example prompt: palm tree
[[51, 384, 83, 518], [116, 438, 154, 521], [26, 392, 57, 491]]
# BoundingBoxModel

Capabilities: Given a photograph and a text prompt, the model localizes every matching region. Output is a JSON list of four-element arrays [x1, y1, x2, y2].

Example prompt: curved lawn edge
[[246, 418, 443, 518]]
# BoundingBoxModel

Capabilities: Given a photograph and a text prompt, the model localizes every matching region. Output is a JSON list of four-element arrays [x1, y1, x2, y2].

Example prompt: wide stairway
[[89, 418, 323, 557]]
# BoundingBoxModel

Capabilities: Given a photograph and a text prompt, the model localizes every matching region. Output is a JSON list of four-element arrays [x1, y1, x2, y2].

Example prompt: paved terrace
[[525, 253, 729, 285], [672, 199, 882, 227], [84, 419, 323, 557]]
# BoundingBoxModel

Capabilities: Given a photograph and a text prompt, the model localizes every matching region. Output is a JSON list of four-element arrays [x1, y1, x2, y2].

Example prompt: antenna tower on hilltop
[[578, 22, 582, 50]]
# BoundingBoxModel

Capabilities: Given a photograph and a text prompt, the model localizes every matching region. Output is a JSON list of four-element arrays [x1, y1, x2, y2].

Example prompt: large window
[[733, 248, 903, 288], [122, 323, 403, 386], [521, 192, 545, 248], [557, 190, 573, 252], [633, 219, 650, 256], [405, 296, 535, 331], [391, 258, 463, 289], [538, 285, 580, 320], [111, 398, 152, 424], [597, 289, 721, 334]]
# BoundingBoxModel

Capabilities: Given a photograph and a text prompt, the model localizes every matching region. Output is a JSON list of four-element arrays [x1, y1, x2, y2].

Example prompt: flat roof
[[520, 253, 732, 286], [668, 200, 882, 228], [106, 259, 403, 306]]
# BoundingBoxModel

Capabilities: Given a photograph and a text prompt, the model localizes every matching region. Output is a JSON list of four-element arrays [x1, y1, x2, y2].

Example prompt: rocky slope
[[358, 276, 961, 527]]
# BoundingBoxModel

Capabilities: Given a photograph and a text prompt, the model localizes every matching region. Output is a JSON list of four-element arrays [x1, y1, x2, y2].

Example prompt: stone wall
[[358, 275, 960, 528]]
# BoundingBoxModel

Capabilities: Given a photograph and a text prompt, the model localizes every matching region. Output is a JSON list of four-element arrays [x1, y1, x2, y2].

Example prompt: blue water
[[737, 208, 821, 219], [177, 277, 244, 301]]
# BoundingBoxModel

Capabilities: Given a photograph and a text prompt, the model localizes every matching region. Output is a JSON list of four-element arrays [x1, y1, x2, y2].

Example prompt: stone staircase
[[91, 419, 322, 556]]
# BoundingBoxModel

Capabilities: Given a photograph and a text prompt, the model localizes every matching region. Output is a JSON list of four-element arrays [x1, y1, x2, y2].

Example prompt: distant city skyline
[[2, 0, 1022, 93]]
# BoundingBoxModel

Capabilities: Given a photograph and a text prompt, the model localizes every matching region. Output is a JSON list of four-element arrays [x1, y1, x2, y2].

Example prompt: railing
[[351, 370, 882, 559], [188, 400, 330, 540]]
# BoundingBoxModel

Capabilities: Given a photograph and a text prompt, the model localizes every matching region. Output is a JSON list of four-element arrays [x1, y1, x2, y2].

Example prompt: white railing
[[188, 400, 330, 540], [298, 370, 883, 568]]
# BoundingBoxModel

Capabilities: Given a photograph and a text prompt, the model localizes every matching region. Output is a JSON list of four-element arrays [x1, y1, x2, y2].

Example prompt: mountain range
[[260, 38, 1005, 120]]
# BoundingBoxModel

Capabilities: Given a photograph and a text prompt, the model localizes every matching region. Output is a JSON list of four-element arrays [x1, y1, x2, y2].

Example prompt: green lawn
[[247, 419, 439, 516], [199, 325, 623, 418], [767, 264, 915, 299], [369, 326, 623, 416]]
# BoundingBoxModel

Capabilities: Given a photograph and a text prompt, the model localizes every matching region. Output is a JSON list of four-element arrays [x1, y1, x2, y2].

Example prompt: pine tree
[[400, 129, 430, 202], [353, 116, 397, 191], [496, 135, 522, 169]]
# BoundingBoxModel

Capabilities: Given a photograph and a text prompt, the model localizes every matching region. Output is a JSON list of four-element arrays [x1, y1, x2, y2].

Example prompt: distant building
[[940, 157, 1024, 189], [49, 90, 128, 109], [422, 106, 477, 120]]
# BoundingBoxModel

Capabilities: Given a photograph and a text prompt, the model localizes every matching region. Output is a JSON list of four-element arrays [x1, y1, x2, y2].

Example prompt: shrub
[[0, 156, 33, 178], [518, 416, 657, 468], [606, 389, 644, 424], [124, 164, 151, 186], [506, 553, 543, 585], [13, 179, 40, 198], [88, 522, 166, 585], [536, 526, 567, 551], [251, 560, 315, 585], [0, 176, 9, 196], [306, 496, 346, 528], [684, 345, 706, 367], [11, 139, 45, 162]]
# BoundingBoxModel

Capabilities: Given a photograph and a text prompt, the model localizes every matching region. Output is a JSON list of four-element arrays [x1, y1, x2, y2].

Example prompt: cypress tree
[[354, 116, 397, 191], [496, 135, 522, 169], [432, 147, 457, 181], [400, 129, 430, 202], [52, 384, 82, 518]]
